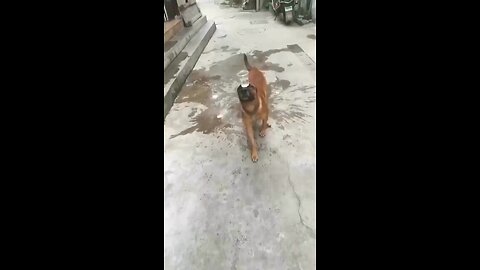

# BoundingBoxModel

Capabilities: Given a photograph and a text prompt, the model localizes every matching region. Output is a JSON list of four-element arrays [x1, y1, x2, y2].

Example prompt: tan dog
[[236, 54, 271, 162]]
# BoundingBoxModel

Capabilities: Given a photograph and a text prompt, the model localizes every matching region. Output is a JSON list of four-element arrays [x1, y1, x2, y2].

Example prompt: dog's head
[[237, 83, 257, 102]]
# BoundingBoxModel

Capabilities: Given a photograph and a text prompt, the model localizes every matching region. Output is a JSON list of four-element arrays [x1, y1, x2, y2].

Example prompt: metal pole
[[164, 4, 169, 21]]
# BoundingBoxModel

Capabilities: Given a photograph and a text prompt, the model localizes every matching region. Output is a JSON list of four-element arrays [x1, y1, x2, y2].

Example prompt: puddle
[[170, 108, 233, 139], [176, 70, 221, 106], [248, 45, 303, 72], [268, 85, 313, 126], [220, 45, 240, 54], [170, 68, 241, 139], [286, 44, 303, 53], [269, 76, 291, 91]]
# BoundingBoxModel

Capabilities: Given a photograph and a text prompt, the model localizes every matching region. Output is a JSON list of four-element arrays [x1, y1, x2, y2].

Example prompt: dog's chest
[[242, 96, 262, 114]]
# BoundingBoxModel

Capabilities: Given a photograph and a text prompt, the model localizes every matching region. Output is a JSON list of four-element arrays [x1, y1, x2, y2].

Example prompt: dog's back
[[243, 54, 268, 103]]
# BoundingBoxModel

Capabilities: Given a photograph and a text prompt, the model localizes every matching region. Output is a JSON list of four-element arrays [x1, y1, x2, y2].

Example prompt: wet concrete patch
[[270, 109, 309, 125], [207, 54, 253, 79], [203, 52, 285, 82], [248, 44, 306, 72], [307, 34, 316, 40], [176, 69, 222, 106], [251, 48, 290, 61], [188, 107, 199, 117], [164, 52, 188, 85], [170, 108, 233, 139], [269, 76, 291, 90], [220, 45, 240, 53], [170, 68, 240, 139], [290, 85, 315, 93], [170, 45, 314, 138], [268, 84, 315, 125], [286, 44, 303, 53], [248, 53, 285, 72]]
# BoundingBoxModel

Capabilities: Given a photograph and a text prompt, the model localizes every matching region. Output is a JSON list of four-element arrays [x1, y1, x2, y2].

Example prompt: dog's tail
[[243, 53, 252, 71]]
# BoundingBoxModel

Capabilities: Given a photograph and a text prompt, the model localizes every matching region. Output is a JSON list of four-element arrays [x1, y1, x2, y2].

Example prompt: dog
[[237, 54, 271, 163]]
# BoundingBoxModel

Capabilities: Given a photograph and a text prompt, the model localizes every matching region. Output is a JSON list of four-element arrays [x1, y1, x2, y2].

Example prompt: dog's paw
[[267, 123, 271, 128], [259, 130, 266, 137], [251, 152, 259, 162]]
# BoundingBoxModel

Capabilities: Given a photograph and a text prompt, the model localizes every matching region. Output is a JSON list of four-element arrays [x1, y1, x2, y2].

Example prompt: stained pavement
[[164, 1, 316, 269]]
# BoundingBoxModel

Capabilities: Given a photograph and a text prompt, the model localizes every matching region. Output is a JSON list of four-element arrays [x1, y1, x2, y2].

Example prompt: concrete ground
[[164, 1, 316, 269]]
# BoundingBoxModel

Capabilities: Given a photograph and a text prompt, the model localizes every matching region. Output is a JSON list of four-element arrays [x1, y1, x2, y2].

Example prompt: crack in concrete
[[287, 168, 316, 239]]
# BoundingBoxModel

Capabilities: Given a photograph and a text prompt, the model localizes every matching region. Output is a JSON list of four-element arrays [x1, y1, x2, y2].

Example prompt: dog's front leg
[[243, 116, 258, 162], [259, 112, 271, 137]]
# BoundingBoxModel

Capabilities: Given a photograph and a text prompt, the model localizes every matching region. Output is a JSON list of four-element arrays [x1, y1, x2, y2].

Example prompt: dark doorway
[[164, 0, 180, 21]]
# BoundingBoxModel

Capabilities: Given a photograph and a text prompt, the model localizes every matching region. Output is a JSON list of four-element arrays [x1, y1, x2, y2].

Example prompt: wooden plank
[[164, 19, 184, 43]]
